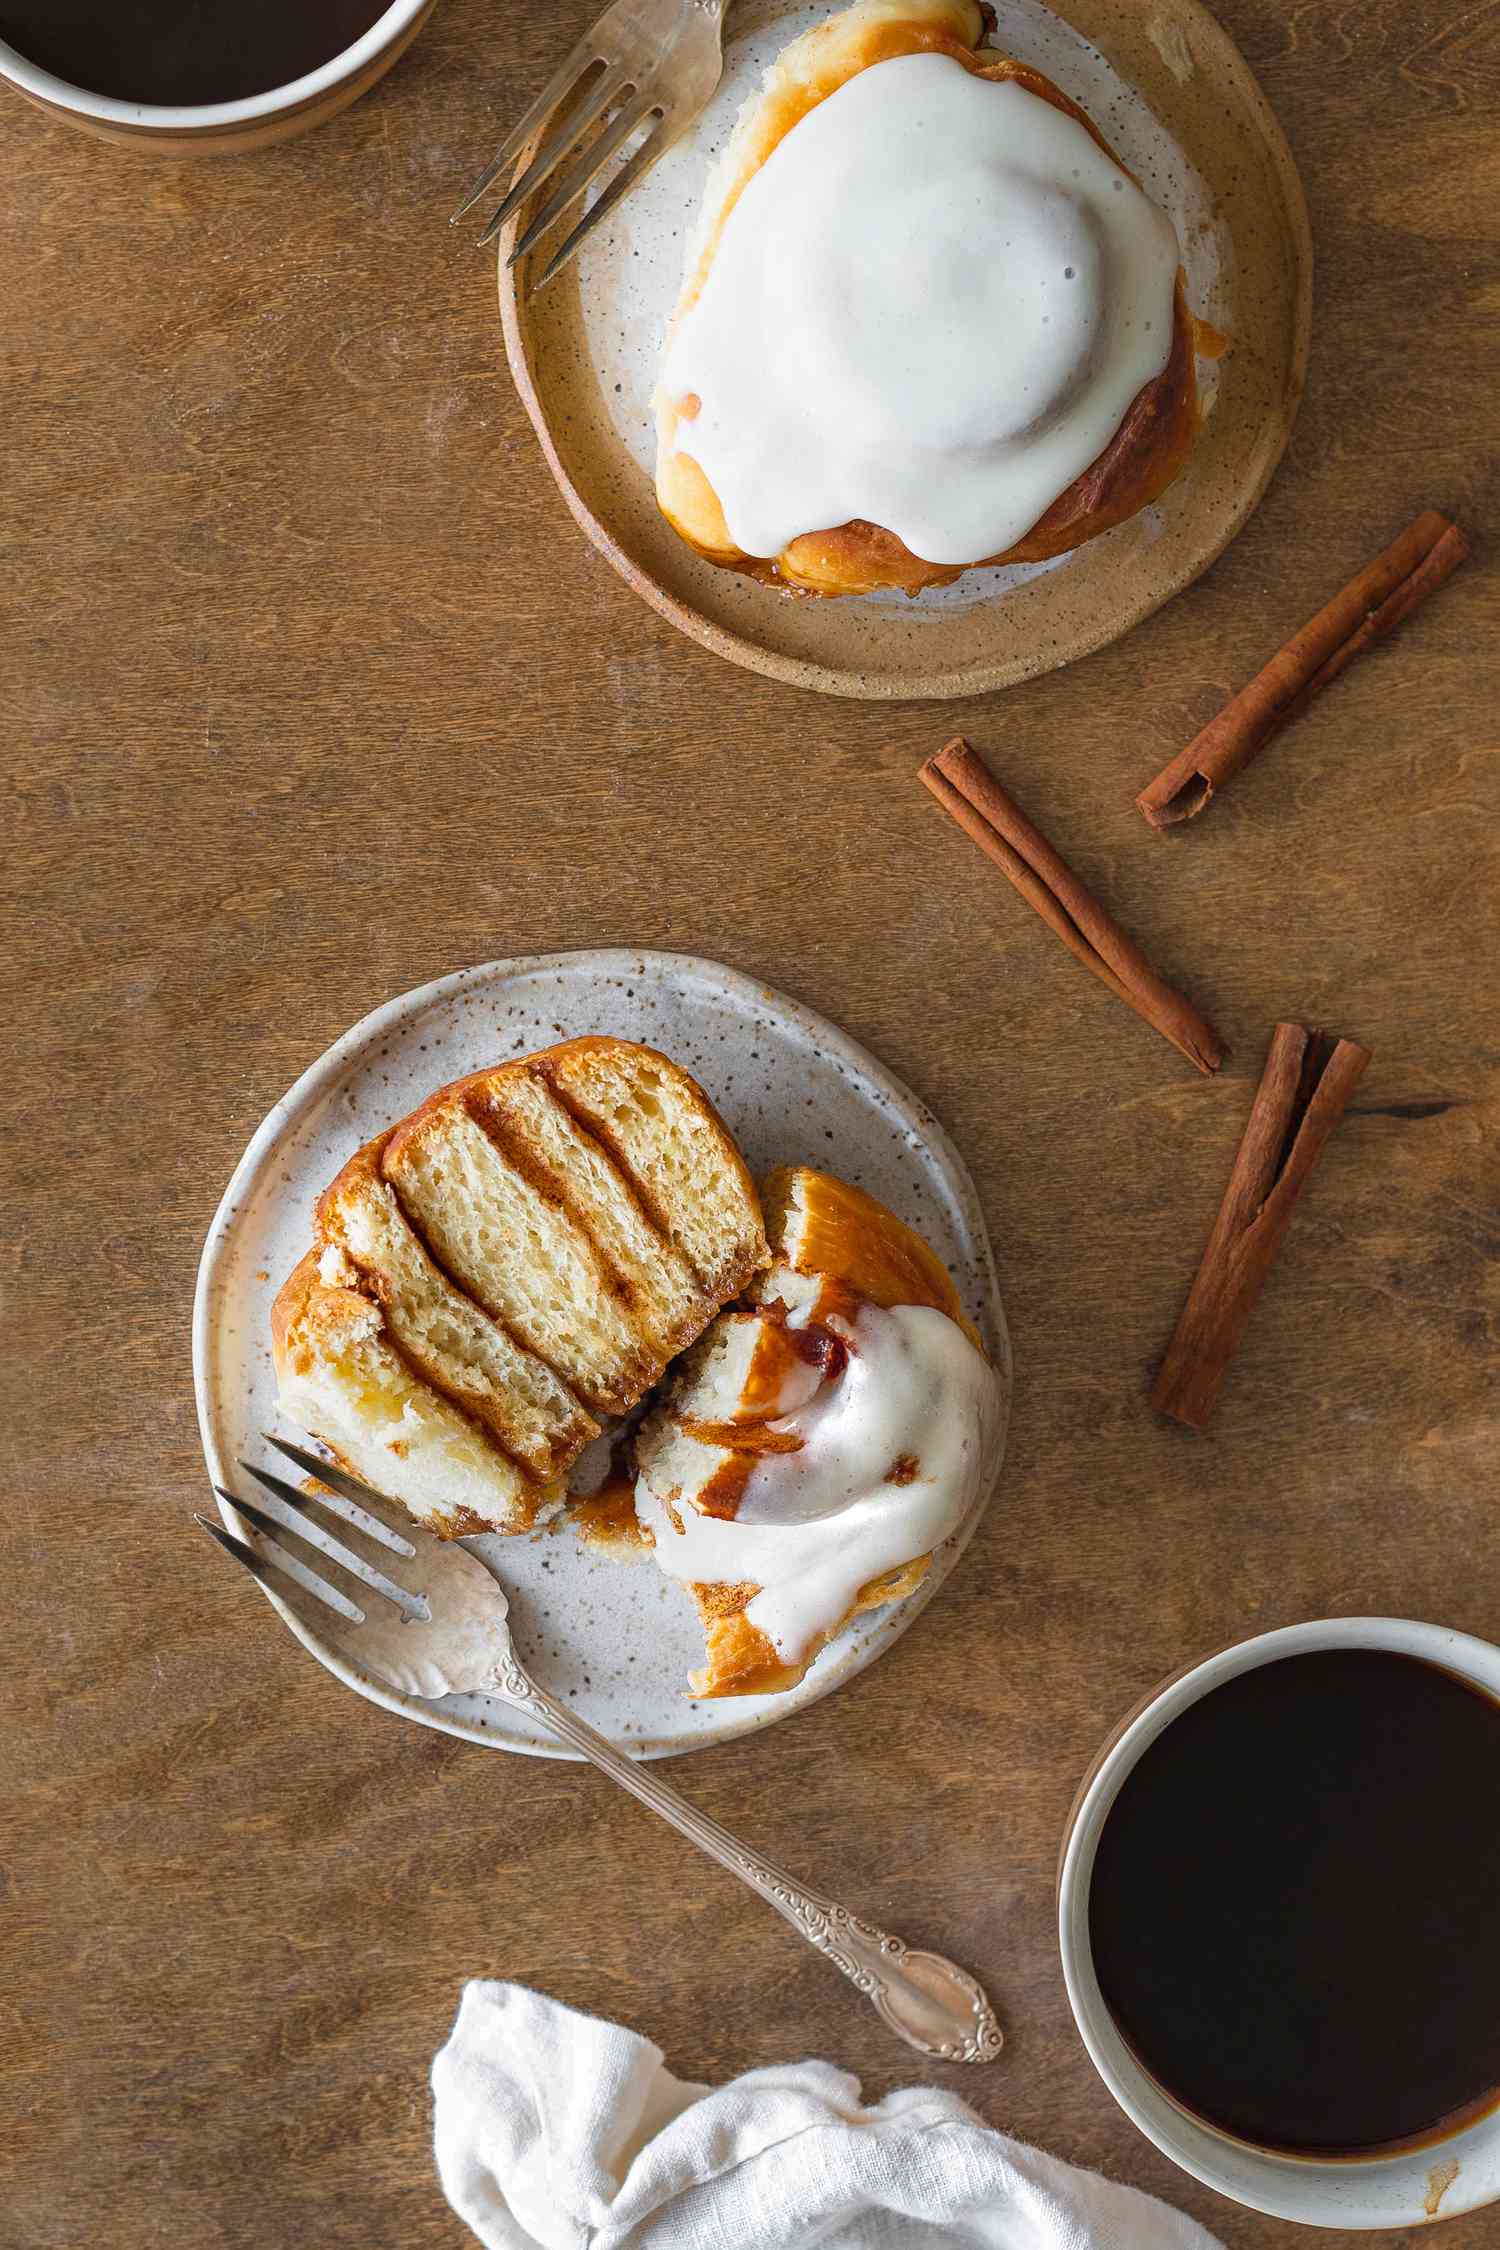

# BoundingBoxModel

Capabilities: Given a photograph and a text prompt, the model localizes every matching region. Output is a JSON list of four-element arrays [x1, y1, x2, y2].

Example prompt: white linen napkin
[[432, 1981, 1223, 2250]]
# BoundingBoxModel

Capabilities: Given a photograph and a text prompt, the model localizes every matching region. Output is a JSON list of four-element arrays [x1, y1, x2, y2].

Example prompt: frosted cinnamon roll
[[634, 1167, 1002, 1695], [654, 0, 1205, 597]]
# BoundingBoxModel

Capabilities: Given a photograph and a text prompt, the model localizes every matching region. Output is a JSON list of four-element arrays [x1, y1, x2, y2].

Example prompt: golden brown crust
[[656, 5, 1203, 597], [270, 1246, 329, 1372], [271, 1244, 396, 1378], [687, 1554, 933, 1697], [533, 1036, 768, 1299], [269, 1247, 553, 1536], [759, 1164, 972, 1334], [378, 1065, 501, 1176], [313, 1133, 386, 1240]]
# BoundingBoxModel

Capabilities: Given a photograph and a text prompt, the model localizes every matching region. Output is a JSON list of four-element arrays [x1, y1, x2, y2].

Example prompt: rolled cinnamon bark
[[920, 738, 1225, 1074], [1137, 511, 1471, 829], [1151, 1022, 1371, 1427]]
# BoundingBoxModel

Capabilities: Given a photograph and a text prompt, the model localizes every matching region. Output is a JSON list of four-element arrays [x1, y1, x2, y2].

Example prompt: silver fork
[[452, 0, 729, 290], [200, 1436, 1004, 2065]]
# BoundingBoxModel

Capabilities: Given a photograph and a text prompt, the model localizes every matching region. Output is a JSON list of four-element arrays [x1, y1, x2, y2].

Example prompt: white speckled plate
[[499, 0, 1311, 698], [193, 951, 1010, 1759]]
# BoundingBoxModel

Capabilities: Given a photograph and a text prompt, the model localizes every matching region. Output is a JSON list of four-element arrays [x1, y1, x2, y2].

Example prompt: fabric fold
[[432, 1981, 1223, 2250]]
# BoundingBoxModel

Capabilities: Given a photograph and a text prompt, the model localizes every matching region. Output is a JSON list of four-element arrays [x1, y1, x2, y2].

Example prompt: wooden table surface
[[5, 1, 1498, 2243]]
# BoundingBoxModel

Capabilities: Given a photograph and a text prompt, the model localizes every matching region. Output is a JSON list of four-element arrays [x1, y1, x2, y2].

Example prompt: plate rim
[[191, 947, 1011, 1759], [497, 0, 1314, 702]]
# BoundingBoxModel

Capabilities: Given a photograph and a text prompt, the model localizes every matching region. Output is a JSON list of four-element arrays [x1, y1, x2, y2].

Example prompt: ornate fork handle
[[485, 1650, 1003, 2063]]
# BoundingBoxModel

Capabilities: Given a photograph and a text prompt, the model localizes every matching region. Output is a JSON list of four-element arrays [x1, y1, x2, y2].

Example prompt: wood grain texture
[[2, 2, 1498, 2244]]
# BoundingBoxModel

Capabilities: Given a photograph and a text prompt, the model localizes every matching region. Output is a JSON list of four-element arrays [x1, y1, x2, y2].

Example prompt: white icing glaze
[[661, 50, 1180, 567], [636, 1302, 1000, 1666]]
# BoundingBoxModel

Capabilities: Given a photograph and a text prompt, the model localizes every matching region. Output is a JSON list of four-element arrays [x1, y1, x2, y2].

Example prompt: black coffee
[[1089, 1648, 1500, 2156], [0, 2, 393, 107]]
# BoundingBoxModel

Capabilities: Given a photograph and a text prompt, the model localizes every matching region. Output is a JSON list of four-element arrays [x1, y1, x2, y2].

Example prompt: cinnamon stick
[[1151, 1022, 1371, 1427], [1137, 510, 1471, 829], [919, 738, 1225, 1075]]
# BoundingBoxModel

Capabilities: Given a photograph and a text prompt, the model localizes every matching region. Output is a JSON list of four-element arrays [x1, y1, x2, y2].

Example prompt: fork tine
[[527, 118, 667, 293], [214, 1488, 375, 1622], [508, 90, 659, 269], [196, 1510, 365, 1626], [236, 1465, 429, 1622], [262, 1435, 415, 1556], [475, 62, 628, 249], [451, 43, 605, 226]]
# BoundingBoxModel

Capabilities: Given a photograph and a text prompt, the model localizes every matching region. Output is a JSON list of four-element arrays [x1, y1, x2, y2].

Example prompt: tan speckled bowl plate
[[498, 0, 1311, 700]]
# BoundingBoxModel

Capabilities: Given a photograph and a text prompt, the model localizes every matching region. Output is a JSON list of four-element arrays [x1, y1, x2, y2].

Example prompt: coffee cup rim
[[0, 0, 426, 130], [1058, 1615, 1500, 2228]]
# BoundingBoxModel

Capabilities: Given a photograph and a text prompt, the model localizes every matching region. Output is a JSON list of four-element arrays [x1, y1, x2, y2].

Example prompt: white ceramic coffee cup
[[0, 0, 434, 154], [1059, 1616, 1500, 2228]]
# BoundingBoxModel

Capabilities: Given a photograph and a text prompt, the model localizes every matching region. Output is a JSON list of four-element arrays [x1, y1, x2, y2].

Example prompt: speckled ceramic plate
[[193, 951, 1009, 1759], [498, 0, 1311, 701]]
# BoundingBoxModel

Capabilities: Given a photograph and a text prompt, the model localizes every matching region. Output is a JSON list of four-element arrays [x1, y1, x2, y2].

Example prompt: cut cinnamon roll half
[[635, 1166, 1003, 1695], [271, 1039, 769, 1539]]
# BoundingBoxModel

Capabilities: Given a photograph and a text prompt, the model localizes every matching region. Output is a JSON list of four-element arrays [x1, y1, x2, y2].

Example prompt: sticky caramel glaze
[[689, 1452, 755, 1522], [657, 13, 1205, 597], [569, 1472, 654, 1553], [741, 1295, 849, 1409], [678, 1416, 805, 1454], [759, 1168, 975, 1341]]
